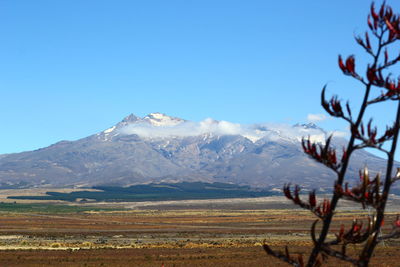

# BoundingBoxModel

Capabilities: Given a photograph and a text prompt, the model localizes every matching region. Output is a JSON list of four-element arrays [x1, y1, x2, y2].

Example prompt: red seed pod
[[315, 206, 321, 215], [385, 77, 396, 91], [368, 15, 374, 30], [283, 184, 292, 200], [301, 139, 307, 153], [341, 148, 348, 162], [330, 150, 337, 165], [293, 185, 301, 204], [395, 215, 400, 227], [365, 32, 371, 49], [379, 3, 385, 18], [330, 96, 343, 114], [345, 56, 355, 74], [353, 222, 361, 232], [385, 126, 394, 138], [386, 6, 393, 20], [338, 55, 346, 72], [322, 199, 328, 214], [370, 130, 377, 144], [355, 36, 364, 47], [309, 190, 316, 208], [376, 70, 384, 85], [325, 200, 331, 214], [371, 3, 379, 20], [367, 67, 377, 83]]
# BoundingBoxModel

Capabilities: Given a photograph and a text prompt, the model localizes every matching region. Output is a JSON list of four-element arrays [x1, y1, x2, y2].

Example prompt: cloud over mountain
[[0, 113, 382, 189], [116, 113, 336, 144]]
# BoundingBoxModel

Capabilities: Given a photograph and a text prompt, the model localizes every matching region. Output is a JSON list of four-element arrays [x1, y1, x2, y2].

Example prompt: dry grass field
[[0, 194, 399, 266]]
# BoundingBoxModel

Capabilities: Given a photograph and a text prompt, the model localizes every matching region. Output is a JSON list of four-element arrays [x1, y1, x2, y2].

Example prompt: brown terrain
[[0, 190, 399, 266]]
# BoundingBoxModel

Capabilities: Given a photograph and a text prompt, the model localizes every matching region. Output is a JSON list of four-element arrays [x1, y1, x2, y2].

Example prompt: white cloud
[[118, 118, 334, 144], [328, 130, 348, 138], [307, 113, 327, 122], [119, 118, 250, 139]]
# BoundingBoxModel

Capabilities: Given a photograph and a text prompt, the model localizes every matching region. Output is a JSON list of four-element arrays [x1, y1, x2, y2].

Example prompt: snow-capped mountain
[[103, 113, 331, 144], [0, 113, 391, 189]]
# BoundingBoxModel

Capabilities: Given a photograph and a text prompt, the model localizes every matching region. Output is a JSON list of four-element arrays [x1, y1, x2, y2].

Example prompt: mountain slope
[[0, 113, 390, 189]]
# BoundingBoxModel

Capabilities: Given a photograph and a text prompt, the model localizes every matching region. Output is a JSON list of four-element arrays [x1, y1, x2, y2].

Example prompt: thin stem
[[353, 143, 390, 156], [321, 246, 359, 265]]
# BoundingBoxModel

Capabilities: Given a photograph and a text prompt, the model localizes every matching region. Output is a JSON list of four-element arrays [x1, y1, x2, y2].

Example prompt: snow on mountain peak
[[102, 113, 184, 135], [147, 112, 169, 119], [143, 113, 185, 126], [113, 113, 338, 144]]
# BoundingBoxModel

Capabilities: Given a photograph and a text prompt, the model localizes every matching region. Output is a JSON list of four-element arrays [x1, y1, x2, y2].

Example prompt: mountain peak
[[121, 114, 140, 123], [104, 113, 185, 135], [0, 112, 389, 189], [143, 112, 184, 126]]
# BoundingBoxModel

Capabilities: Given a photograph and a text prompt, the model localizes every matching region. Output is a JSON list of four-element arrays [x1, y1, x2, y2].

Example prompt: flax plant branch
[[263, 2, 400, 266]]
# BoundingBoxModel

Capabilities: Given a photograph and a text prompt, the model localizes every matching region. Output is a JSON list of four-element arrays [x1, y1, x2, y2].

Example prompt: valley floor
[[0, 246, 400, 267], [0, 195, 399, 266]]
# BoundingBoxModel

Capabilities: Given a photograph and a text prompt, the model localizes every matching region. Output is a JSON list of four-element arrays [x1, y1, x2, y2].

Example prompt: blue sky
[[1, 0, 400, 154]]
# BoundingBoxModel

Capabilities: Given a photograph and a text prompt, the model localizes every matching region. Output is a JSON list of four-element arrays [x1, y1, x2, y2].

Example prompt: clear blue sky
[[1, 0, 400, 154]]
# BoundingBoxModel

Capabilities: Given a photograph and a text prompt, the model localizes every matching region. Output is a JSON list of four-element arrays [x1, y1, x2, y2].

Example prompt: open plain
[[0, 192, 399, 266]]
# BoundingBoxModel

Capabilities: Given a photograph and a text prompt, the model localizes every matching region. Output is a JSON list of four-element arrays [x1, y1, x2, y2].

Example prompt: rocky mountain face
[[0, 113, 391, 190]]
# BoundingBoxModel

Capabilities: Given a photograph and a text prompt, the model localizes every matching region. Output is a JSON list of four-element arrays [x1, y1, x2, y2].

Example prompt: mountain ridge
[[0, 113, 391, 190]]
